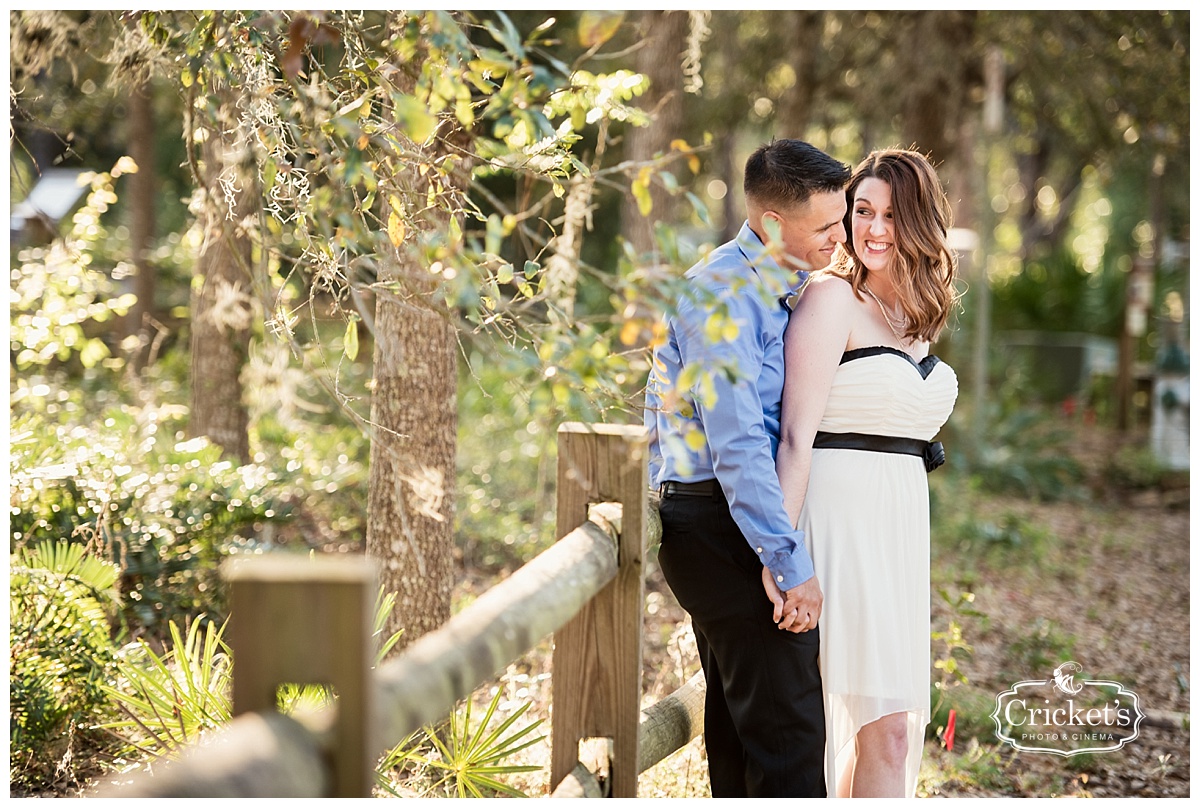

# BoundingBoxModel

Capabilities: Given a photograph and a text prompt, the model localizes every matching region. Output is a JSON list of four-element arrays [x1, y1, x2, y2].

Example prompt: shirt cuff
[[763, 532, 814, 590]]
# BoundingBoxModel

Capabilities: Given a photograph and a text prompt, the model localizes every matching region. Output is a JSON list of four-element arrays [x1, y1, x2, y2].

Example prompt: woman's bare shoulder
[[795, 271, 856, 309]]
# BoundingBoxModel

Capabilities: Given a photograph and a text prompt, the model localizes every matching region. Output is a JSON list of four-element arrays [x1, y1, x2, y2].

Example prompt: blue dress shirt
[[644, 222, 814, 589]]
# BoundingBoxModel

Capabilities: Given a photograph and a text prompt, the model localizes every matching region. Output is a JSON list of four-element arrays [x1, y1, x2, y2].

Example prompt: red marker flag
[[945, 709, 957, 751]]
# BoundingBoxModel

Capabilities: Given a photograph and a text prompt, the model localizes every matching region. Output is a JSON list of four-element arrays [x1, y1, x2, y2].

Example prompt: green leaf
[[486, 213, 504, 255], [686, 192, 711, 226], [79, 337, 110, 368], [392, 92, 438, 144]]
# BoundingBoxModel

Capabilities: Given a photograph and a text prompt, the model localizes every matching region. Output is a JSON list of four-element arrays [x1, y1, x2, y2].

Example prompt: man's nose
[[833, 222, 847, 244]]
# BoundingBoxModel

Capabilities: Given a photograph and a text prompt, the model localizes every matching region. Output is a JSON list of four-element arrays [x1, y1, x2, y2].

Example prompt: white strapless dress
[[796, 346, 958, 797]]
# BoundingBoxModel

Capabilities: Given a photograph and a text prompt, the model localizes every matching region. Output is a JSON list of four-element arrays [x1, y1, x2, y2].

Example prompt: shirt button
[[776, 575, 784, 583], [756, 547, 763, 553]]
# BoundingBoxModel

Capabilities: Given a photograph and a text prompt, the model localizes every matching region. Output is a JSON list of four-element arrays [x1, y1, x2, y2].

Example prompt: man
[[643, 139, 850, 797]]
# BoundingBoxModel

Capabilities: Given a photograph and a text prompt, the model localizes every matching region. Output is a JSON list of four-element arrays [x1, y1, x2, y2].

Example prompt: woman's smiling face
[[851, 177, 894, 273]]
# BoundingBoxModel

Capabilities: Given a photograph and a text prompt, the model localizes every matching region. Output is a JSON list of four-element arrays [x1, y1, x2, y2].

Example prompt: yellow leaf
[[721, 320, 740, 342], [648, 320, 668, 349], [632, 167, 653, 216], [344, 318, 360, 361], [579, 11, 625, 48], [387, 211, 406, 247], [619, 319, 640, 346], [684, 428, 707, 452]]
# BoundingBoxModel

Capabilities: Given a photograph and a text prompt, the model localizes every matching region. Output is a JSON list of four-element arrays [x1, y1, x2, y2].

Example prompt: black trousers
[[657, 487, 826, 798]]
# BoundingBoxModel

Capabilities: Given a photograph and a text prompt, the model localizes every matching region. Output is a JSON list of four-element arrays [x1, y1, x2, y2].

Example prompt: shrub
[[10, 381, 290, 635], [9, 540, 122, 790]]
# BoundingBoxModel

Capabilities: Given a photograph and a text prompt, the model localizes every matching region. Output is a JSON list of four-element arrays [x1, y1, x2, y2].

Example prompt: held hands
[[761, 566, 823, 633]]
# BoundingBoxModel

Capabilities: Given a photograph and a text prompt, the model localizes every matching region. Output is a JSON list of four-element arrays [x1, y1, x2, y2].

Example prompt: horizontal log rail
[[551, 670, 706, 797], [103, 423, 689, 799], [374, 501, 624, 747]]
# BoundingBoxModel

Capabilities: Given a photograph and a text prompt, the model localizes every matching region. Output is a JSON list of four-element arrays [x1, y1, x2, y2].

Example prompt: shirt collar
[[735, 221, 808, 311]]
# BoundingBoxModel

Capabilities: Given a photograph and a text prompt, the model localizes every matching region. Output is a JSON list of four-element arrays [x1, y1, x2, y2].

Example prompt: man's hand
[[761, 566, 822, 633]]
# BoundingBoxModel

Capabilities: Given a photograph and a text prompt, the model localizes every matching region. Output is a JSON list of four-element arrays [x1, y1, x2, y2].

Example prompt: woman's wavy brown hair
[[829, 148, 960, 343]]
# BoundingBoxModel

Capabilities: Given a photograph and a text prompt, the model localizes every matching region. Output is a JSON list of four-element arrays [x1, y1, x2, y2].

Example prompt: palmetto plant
[[407, 690, 545, 798], [9, 539, 123, 788], [97, 617, 233, 758]]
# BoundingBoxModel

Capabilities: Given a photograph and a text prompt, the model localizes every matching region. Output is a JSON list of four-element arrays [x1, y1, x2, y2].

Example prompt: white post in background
[[973, 44, 1004, 451]]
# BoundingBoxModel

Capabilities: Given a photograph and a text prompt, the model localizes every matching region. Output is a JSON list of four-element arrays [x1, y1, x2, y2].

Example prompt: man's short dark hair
[[744, 139, 851, 211]]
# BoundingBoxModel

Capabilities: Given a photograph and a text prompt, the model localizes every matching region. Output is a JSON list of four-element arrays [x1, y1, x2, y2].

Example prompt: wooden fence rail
[[103, 423, 698, 799]]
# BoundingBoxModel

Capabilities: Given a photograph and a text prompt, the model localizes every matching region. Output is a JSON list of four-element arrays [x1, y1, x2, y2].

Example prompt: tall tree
[[621, 10, 689, 260], [188, 84, 254, 463], [895, 11, 977, 168], [777, 11, 826, 138], [364, 16, 465, 646], [125, 77, 159, 357]]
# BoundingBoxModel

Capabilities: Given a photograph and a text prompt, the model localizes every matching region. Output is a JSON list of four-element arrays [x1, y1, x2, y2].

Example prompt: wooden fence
[[102, 423, 704, 798]]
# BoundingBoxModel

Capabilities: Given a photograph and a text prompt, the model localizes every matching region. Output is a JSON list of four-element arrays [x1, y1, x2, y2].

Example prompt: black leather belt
[[658, 479, 720, 498], [813, 431, 946, 473]]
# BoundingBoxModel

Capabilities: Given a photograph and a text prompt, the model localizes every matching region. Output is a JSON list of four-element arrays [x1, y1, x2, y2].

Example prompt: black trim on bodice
[[840, 346, 941, 380]]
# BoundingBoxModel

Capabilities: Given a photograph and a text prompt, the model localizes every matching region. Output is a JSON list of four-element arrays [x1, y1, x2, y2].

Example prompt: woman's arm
[[777, 277, 855, 528]]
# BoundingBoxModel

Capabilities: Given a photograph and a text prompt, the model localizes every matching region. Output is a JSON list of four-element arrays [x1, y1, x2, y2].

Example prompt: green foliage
[[404, 688, 545, 798], [1004, 618, 1077, 679], [950, 405, 1086, 502], [991, 250, 1121, 338], [97, 584, 541, 797], [97, 617, 233, 760], [9, 540, 123, 789], [10, 379, 290, 634], [97, 583, 403, 762], [926, 737, 1014, 794], [954, 511, 1054, 564], [1103, 444, 1173, 491], [928, 685, 1002, 749], [9, 166, 137, 372], [930, 586, 985, 749]]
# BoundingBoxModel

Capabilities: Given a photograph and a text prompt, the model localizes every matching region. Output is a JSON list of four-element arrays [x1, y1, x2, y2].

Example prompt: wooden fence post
[[224, 554, 377, 798], [550, 423, 648, 797]]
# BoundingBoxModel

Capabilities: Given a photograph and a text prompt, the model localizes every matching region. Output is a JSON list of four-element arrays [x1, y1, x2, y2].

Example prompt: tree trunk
[[366, 265, 457, 650], [126, 78, 158, 360], [621, 10, 688, 260], [777, 11, 824, 138], [365, 24, 462, 650], [189, 90, 253, 464], [899, 11, 976, 168]]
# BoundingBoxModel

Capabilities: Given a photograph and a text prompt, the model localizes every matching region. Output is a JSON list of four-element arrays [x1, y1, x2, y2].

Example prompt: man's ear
[[761, 211, 783, 244]]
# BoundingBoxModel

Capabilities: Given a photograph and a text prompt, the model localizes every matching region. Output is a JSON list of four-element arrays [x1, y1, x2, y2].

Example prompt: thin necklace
[[864, 285, 907, 342]]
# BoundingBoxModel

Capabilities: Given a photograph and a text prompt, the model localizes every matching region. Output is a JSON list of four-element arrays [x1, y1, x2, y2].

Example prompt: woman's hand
[[762, 566, 823, 633]]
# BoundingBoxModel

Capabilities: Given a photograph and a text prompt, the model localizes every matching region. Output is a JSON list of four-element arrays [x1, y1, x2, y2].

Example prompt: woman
[[775, 148, 960, 798]]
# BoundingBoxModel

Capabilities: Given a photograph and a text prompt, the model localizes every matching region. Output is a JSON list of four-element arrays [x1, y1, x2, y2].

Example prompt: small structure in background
[[10, 167, 89, 246], [997, 330, 1120, 408], [1150, 292, 1189, 471]]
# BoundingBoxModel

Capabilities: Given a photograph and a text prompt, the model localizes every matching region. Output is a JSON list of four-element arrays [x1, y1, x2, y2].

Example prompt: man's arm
[[674, 289, 816, 595]]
